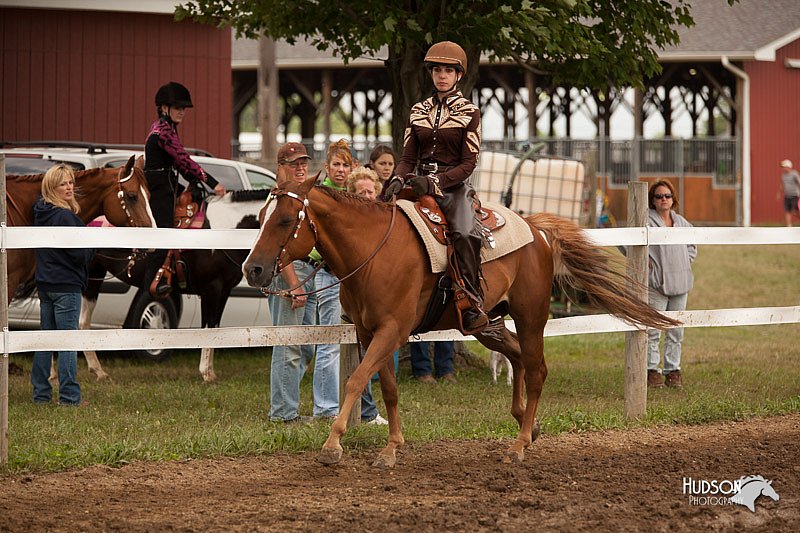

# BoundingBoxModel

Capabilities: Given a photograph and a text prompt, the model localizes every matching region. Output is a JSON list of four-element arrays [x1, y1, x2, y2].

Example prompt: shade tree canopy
[[176, 0, 736, 146]]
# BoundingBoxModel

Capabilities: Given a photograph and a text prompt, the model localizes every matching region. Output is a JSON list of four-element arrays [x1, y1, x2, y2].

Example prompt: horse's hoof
[[93, 372, 109, 381], [317, 447, 343, 465], [201, 373, 217, 384], [372, 453, 396, 469], [502, 449, 525, 464], [531, 418, 541, 442]]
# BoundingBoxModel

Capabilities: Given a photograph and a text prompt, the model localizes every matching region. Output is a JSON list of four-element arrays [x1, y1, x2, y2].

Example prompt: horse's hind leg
[[476, 323, 546, 464], [476, 327, 535, 431]]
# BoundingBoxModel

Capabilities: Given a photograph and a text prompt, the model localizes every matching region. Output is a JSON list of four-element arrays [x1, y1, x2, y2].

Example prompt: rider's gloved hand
[[408, 174, 431, 196], [384, 176, 405, 198]]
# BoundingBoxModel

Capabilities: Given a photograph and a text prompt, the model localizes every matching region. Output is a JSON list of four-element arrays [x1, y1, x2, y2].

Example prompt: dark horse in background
[[242, 177, 679, 468], [5, 156, 156, 303], [78, 189, 268, 383]]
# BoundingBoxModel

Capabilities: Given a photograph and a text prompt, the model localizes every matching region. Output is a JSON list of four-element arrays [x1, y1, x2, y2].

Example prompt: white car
[[2, 141, 274, 360]]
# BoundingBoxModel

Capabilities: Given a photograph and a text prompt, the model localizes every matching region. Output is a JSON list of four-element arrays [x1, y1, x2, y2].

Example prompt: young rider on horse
[[385, 41, 488, 333], [143, 81, 226, 298]]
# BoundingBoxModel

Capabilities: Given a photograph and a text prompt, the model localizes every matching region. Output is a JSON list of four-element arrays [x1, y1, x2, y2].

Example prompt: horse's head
[[102, 156, 156, 228], [243, 175, 318, 288]]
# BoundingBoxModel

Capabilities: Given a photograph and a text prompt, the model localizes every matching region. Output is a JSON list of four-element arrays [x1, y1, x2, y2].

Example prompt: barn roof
[[658, 0, 800, 61]]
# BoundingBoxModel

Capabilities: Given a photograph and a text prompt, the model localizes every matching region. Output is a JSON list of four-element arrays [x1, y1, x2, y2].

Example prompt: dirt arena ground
[[1, 414, 797, 532]]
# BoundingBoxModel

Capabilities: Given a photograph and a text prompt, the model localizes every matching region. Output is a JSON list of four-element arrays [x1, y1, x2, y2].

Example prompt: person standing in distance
[[386, 41, 487, 333], [645, 180, 697, 389], [31, 164, 95, 406], [143, 81, 226, 298], [778, 159, 800, 227]]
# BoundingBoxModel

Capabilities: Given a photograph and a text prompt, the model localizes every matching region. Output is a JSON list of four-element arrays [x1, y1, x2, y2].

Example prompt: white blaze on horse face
[[140, 185, 158, 227], [243, 196, 278, 272]]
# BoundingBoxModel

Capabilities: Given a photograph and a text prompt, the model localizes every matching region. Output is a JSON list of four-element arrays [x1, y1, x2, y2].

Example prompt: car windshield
[[4, 156, 86, 175], [246, 169, 276, 190]]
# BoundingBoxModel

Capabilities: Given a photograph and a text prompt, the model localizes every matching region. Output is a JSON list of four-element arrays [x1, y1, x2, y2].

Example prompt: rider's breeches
[[436, 182, 484, 301]]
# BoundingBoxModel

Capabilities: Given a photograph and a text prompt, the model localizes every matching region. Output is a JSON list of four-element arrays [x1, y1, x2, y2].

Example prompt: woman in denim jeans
[[305, 140, 354, 418], [31, 164, 95, 406]]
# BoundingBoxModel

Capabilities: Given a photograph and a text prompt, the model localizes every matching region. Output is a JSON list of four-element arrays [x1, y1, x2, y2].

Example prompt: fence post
[[339, 342, 361, 427], [1, 154, 8, 464], [624, 181, 648, 419]]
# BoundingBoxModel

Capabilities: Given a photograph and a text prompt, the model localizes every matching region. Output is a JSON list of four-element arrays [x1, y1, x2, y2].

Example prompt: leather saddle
[[148, 189, 205, 298], [413, 194, 505, 248]]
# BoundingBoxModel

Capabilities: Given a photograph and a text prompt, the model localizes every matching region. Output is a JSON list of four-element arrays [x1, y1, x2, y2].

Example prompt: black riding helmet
[[155, 82, 194, 108]]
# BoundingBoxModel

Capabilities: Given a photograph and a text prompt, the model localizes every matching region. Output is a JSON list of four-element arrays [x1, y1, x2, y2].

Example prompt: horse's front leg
[[372, 361, 403, 468], [199, 347, 217, 383], [318, 332, 404, 467]]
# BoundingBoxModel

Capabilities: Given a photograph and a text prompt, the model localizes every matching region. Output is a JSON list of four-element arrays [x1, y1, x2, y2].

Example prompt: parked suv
[[2, 141, 275, 359]]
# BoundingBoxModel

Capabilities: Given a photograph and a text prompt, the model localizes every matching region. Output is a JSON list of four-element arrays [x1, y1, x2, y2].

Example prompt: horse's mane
[[8, 167, 105, 183], [315, 185, 394, 212], [230, 188, 271, 202], [6, 173, 44, 183]]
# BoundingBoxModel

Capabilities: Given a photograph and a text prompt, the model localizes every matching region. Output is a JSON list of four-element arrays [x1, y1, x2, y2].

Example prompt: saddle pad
[[397, 200, 534, 273]]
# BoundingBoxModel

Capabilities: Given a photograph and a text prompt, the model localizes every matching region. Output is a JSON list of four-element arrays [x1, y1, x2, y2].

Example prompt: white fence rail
[[2, 224, 799, 354]]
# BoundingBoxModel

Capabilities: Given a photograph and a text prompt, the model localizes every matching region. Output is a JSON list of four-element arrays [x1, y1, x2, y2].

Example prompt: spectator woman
[[346, 166, 383, 200], [31, 164, 95, 406], [344, 165, 389, 425], [366, 145, 396, 200], [307, 139, 354, 418], [646, 180, 697, 389]]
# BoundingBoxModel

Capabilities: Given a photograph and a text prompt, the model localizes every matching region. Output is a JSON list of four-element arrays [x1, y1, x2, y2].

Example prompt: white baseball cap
[[780, 159, 792, 168]]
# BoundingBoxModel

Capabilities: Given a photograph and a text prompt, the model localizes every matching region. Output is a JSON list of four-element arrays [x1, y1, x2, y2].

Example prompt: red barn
[[0, 2, 232, 157]]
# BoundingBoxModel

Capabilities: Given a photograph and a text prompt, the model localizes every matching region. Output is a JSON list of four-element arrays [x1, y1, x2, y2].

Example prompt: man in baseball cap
[[266, 141, 317, 424], [277, 142, 311, 165]]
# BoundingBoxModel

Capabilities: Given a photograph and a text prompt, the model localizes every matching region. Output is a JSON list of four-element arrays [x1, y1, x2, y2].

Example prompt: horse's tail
[[528, 212, 680, 330]]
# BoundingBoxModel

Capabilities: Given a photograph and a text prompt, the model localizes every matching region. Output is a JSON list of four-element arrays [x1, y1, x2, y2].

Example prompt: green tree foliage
[[176, 0, 735, 148]]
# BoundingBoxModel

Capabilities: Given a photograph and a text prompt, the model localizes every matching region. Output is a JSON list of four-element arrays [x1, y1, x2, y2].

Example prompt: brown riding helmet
[[424, 41, 467, 72]]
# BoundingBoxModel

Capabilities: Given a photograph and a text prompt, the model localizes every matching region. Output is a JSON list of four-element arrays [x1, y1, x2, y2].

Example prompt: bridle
[[259, 187, 397, 298], [116, 166, 140, 226]]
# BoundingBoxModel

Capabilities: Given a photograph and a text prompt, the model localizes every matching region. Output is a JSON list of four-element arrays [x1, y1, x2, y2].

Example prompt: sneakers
[[647, 369, 664, 388], [664, 370, 683, 388], [415, 374, 437, 384], [440, 373, 457, 384], [366, 415, 389, 426]]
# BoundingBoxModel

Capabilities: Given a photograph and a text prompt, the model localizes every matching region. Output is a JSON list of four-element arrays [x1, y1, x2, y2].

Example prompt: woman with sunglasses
[[646, 180, 697, 389]]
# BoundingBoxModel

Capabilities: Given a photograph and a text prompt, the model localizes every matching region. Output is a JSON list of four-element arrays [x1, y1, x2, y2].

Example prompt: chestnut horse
[[5, 156, 156, 303], [242, 177, 679, 468]]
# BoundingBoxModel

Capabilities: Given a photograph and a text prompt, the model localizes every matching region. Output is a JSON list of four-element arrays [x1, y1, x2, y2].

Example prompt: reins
[[260, 190, 398, 299]]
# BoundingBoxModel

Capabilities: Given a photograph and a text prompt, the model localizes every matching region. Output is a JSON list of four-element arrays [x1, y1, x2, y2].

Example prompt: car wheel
[[124, 289, 179, 362]]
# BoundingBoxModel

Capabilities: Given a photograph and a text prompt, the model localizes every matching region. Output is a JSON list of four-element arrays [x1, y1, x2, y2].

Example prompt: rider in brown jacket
[[386, 41, 487, 333]]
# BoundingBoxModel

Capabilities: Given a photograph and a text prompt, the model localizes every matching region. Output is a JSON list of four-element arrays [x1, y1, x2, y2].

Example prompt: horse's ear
[[300, 172, 319, 193], [135, 155, 145, 169], [123, 155, 135, 173]]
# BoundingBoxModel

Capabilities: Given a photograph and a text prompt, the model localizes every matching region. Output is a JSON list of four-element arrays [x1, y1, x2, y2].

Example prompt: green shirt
[[309, 176, 345, 262]]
